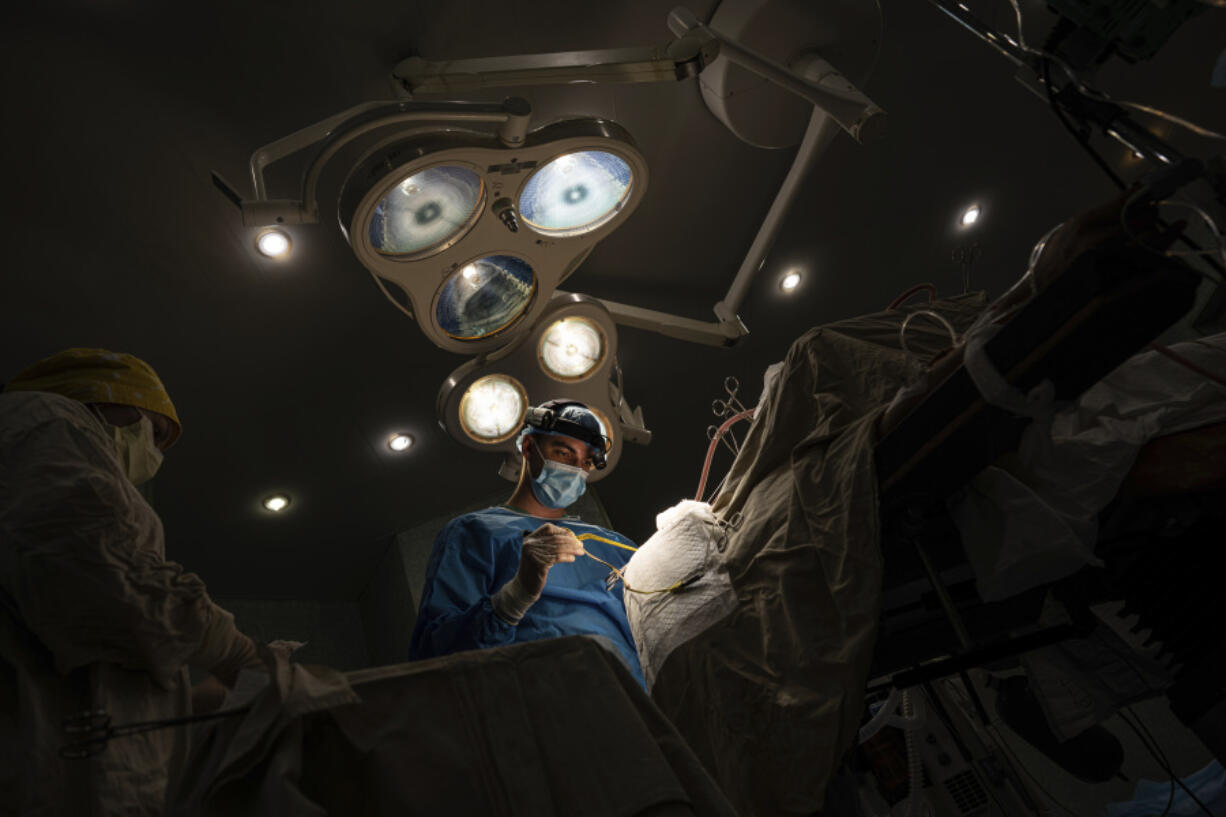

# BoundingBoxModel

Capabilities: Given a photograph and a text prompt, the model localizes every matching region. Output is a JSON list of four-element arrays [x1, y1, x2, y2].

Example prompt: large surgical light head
[[519, 151, 634, 237], [338, 118, 647, 355], [368, 165, 485, 258]]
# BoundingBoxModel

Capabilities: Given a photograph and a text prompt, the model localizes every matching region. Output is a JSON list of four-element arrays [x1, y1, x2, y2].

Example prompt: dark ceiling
[[3, 0, 1223, 601]]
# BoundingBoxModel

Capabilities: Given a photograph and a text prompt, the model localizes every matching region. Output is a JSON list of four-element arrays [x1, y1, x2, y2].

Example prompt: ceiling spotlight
[[780, 270, 802, 292], [263, 494, 290, 512], [538, 316, 606, 381], [519, 150, 634, 237], [959, 204, 981, 227], [458, 374, 529, 443], [388, 433, 415, 451], [256, 229, 291, 258]]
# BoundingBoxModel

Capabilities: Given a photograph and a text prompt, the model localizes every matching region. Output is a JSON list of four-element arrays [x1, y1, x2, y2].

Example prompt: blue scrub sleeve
[[410, 519, 519, 659]]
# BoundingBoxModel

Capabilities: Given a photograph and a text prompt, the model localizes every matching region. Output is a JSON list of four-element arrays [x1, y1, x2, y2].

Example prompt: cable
[[695, 408, 755, 501], [1118, 190, 1226, 281], [1119, 707, 1216, 817], [898, 309, 958, 357], [576, 532, 637, 553], [1007, 0, 1226, 145], [1119, 710, 1177, 817], [1042, 57, 1127, 190], [1149, 342, 1226, 390], [581, 547, 695, 596], [888, 283, 938, 310]]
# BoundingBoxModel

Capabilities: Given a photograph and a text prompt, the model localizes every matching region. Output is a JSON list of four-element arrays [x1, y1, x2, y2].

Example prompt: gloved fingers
[[528, 522, 570, 537]]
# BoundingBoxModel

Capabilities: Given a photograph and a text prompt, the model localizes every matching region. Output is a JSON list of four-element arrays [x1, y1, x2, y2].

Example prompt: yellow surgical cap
[[5, 348, 182, 447]]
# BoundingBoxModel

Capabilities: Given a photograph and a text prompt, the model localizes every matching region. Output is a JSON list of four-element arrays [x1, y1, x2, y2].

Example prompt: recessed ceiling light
[[780, 270, 802, 292], [263, 494, 290, 512], [388, 433, 414, 451], [959, 204, 981, 227], [256, 229, 291, 258]]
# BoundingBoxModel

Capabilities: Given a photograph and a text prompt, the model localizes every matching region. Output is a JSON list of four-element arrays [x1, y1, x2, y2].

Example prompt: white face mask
[[109, 414, 164, 486]]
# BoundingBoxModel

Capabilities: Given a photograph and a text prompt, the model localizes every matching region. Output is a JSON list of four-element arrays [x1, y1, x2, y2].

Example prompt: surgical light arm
[[395, 7, 884, 144], [212, 98, 532, 227], [925, 0, 1186, 169], [391, 6, 882, 347]]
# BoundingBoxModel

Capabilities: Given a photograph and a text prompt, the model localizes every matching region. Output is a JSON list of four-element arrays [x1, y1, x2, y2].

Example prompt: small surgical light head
[[960, 204, 982, 227], [780, 270, 802, 292], [459, 374, 529, 443], [263, 494, 290, 512], [388, 433, 414, 452], [256, 229, 291, 258], [538, 316, 606, 382]]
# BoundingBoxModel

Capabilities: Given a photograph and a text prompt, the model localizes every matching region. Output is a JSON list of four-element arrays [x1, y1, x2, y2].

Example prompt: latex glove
[[189, 603, 264, 688], [491, 523, 585, 624], [190, 676, 228, 714]]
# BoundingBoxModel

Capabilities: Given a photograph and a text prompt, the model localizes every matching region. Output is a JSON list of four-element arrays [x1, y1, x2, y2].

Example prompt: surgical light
[[256, 229, 291, 258], [333, 116, 647, 354], [780, 270, 801, 291], [263, 494, 290, 512], [960, 204, 981, 227], [519, 150, 634, 237], [438, 293, 647, 482], [369, 165, 485, 258], [538, 316, 606, 381], [458, 374, 528, 443], [436, 255, 537, 340], [388, 433, 415, 451]]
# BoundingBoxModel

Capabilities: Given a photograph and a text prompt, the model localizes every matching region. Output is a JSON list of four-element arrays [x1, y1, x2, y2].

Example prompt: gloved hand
[[189, 603, 265, 688], [491, 523, 585, 624]]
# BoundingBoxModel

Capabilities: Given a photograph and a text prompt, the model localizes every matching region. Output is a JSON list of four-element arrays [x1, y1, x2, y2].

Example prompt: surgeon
[[409, 399, 645, 686], [0, 349, 265, 816]]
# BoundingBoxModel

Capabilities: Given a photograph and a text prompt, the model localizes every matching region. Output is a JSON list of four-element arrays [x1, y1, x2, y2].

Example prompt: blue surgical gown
[[409, 506, 645, 687]]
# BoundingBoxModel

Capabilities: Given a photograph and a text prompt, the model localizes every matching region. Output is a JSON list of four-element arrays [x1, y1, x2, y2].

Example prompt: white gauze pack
[[622, 500, 738, 690]]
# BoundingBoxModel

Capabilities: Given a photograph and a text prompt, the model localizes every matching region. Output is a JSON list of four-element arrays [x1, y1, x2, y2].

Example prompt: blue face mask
[[528, 445, 589, 509]]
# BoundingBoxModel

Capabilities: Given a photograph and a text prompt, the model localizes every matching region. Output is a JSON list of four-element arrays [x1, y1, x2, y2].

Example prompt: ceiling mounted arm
[[394, 7, 884, 145], [393, 36, 719, 95], [212, 98, 533, 227]]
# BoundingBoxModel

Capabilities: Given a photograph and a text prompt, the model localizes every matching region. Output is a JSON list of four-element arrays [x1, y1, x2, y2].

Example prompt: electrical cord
[[1042, 57, 1127, 191], [887, 283, 938, 310], [1119, 707, 1216, 817], [1006, 0, 1226, 144], [898, 310, 959, 357], [937, 674, 1088, 817], [1149, 342, 1226, 390], [1125, 708, 1215, 817]]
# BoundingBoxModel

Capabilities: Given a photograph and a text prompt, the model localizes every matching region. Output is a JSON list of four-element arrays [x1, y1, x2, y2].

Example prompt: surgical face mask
[[527, 445, 589, 509], [109, 414, 164, 486]]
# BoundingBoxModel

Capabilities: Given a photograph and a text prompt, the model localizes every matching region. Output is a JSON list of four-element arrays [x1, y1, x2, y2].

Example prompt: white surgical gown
[[0, 391, 242, 816]]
